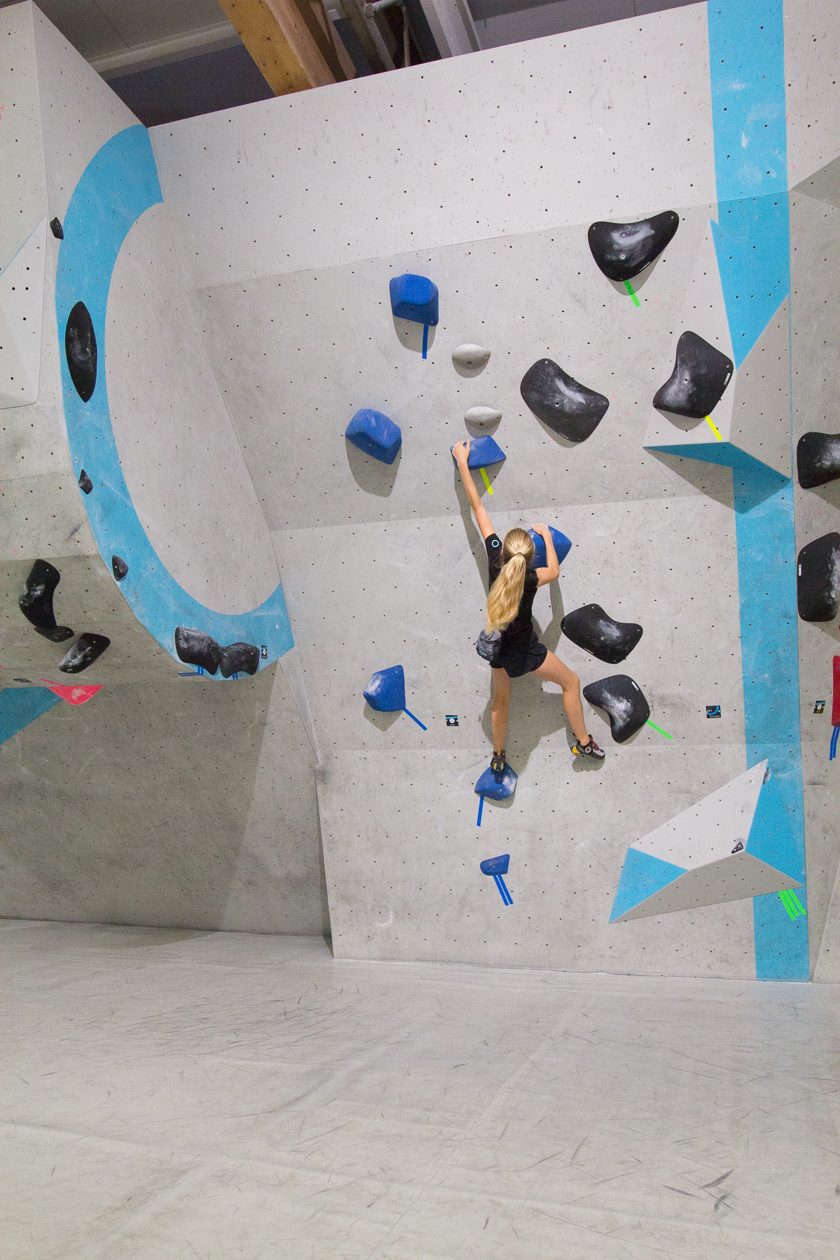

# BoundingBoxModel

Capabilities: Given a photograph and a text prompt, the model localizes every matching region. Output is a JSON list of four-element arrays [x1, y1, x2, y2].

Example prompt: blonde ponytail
[[486, 528, 534, 631]]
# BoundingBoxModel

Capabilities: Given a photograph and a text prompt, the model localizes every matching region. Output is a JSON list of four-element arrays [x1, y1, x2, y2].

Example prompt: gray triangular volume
[[614, 852, 799, 922]]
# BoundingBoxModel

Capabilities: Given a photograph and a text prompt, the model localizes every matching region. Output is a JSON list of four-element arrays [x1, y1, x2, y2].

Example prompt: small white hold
[[453, 343, 491, 370], [465, 405, 502, 428]]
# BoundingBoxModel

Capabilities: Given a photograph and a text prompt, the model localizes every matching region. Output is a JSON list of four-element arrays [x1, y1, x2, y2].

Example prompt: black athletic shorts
[[491, 633, 548, 678]]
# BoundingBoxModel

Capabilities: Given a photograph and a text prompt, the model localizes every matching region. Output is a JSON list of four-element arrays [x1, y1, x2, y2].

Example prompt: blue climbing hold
[[346, 408, 402, 465], [389, 273, 439, 326], [480, 853, 510, 877], [453, 434, 506, 470], [364, 664, 407, 712], [475, 762, 517, 800], [529, 526, 572, 569], [363, 664, 427, 729]]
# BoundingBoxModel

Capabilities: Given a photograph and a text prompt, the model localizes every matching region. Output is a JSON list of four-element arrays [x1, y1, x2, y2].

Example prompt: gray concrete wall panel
[[0, 664, 327, 934], [197, 209, 729, 536], [151, 4, 715, 290], [789, 186, 840, 974], [106, 203, 279, 614]]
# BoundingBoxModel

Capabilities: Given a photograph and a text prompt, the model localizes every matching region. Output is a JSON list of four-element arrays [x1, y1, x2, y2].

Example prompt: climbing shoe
[[490, 749, 506, 779], [571, 736, 605, 760]]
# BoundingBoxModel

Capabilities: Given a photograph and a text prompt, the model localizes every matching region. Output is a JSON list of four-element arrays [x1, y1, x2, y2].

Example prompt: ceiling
[[1, 0, 704, 126]]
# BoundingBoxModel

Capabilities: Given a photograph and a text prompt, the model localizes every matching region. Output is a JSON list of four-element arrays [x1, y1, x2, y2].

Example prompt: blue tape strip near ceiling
[[707, 0, 808, 979], [55, 126, 293, 675]]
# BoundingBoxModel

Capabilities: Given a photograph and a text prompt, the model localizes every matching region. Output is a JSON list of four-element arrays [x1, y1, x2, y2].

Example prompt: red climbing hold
[[40, 681, 102, 706]]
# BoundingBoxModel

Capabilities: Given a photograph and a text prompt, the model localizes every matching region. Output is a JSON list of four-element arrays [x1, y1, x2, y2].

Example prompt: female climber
[[452, 439, 605, 771]]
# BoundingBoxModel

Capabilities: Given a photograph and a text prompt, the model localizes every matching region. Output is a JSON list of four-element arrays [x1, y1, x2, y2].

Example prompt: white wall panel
[[151, 5, 715, 289], [784, 0, 840, 187], [107, 204, 279, 613]]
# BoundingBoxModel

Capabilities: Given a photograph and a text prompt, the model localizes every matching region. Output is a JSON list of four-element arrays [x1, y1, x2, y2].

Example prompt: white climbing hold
[[465, 406, 502, 428], [452, 343, 491, 370]]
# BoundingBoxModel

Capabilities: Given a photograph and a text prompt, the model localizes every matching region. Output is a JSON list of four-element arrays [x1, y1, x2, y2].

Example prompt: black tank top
[[485, 533, 539, 651]]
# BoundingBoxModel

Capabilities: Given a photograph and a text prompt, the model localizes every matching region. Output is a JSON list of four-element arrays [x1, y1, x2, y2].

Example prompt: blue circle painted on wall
[[55, 126, 293, 677]]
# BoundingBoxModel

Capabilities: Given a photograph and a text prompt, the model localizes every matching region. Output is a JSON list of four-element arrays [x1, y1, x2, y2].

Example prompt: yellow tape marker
[[705, 415, 723, 441], [479, 467, 493, 495]]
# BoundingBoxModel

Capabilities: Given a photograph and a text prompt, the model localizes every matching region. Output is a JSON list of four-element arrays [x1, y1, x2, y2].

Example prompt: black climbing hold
[[587, 211, 679, 282], [175, 626, 221, 675], [78, 469, 93, 494], [58, 632, 110, 674], [220, 642, 260, 678], [520, 359, 609, 443], [583, 674, 650, 743], [797, 431, 840, 489], [797, 532, 840, 622], [111, 555, 128, 582], [18, 559, 74, 643], [65, 300, 97, 402], [561, 604, 643, 664], [50, 217, 64, 240], [653, 331, 733, 419]]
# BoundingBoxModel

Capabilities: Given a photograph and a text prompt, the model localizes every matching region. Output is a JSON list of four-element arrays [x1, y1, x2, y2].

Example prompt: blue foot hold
[[364, 664, 426, 730], [475, 762, 517, 800]]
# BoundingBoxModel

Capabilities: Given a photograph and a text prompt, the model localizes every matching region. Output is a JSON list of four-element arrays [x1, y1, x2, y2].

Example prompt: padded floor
[[1, 920, 838, 1258]]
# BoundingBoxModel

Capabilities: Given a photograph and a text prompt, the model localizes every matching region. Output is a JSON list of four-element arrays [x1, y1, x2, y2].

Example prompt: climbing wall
[[150, 0, 839, 978], [789, 167, 840, 976], [0, 3, 323, 934], [784, 0, 840, 978], [3, 1, 837, 969]]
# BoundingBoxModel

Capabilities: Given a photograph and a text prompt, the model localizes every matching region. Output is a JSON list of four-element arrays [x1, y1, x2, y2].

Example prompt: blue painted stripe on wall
[[0, 687, 61, 745], [708, 0, 790, 368], [610, 848, 687, 923], [707, 2, 808, 979], [55, 126, 293, 675]]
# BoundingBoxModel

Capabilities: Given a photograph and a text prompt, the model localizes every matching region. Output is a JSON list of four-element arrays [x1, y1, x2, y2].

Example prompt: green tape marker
[[624, 280, 641, 307], [646, 719, 673, 740], [777, 889, 806, 920], [479, 467, 493, 496]]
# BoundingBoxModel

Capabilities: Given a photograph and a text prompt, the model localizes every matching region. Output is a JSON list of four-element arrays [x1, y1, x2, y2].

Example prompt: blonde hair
[[486, 528, 534, 631]]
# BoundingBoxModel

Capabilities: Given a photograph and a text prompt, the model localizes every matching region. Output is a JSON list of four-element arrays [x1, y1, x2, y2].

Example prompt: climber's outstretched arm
[[452, 440, 494, 541]]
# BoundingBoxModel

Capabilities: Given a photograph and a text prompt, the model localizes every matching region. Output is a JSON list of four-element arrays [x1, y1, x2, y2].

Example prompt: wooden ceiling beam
[[218, 0, 348, 94]]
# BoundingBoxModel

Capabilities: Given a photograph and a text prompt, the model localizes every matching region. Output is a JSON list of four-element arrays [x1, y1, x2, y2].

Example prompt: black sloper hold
[[583, 674, 650, 744], [587, 210, 679, 282], [520, 359, 609, 443], [111, 555, 128, 581], [220, 642, 260, 678], [78, 469, 93, 494], [561, 603, 643, 664], [18, 559, 74, 642], [50, 217, 64, 239], [65, 300, 97, 402], [175, 625, 221, 674], [797, 532, 840, 622], [653, 330, 733, 419], [797, 431, 840, 489], [58, 632, 110, 674]]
